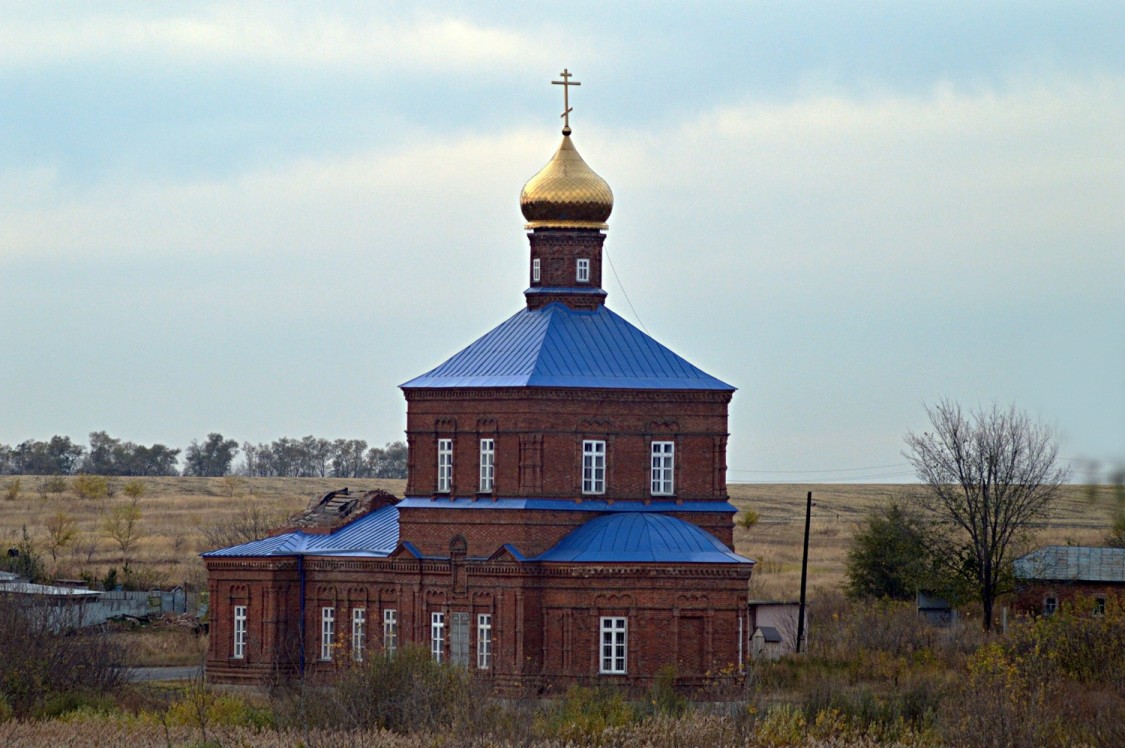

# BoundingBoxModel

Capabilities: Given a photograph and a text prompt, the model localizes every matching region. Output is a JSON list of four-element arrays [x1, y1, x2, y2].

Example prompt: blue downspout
[[298, 554, 306, 676]]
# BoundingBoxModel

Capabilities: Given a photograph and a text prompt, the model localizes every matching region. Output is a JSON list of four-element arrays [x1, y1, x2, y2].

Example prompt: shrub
[[534, 682, 640, 744], [3, 479, 19, 502], [0, 597, 126, 716], [122, 480, 145, 500], [273, 645, 483, 734], [72, 474, 109, 500], [736, 509, 760, 529], [41, 476, 67, 495]]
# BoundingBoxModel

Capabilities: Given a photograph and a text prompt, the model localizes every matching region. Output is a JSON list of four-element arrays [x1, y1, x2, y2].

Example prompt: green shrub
[[534, 682, 639, 744], [72, 474, 109, 500], [736, 509, 760, 529], [32, 691, 117, 720], [645, 665, 687, 717]]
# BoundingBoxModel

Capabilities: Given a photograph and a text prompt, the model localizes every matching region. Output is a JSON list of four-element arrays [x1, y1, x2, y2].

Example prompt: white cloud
[[0, 6, 572, 73]]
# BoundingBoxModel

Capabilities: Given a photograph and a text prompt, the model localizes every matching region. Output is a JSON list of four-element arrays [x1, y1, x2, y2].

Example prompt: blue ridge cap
[[202, 505, 400, 558], [534, 512, 754, 564], [400, 303, 734, 391], [398, 497, 737, 513]]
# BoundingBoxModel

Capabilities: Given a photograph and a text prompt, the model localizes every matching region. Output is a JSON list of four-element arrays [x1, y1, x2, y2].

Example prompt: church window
[[352, 608, 366, 662], [576, 258, 590, 283], [477, 613, 492, 669], [532, 258, 541, 283], [437, 438, 453, 493], [600, 617, 627, 674], [383, 609, 398, 654], [431, 612, 445, 662], [582, 440, 606, 494], [651, 441, 675, 495], [320, 607, 336, 660], [479, 439, 495, 492], [233, 605, 247, 659]]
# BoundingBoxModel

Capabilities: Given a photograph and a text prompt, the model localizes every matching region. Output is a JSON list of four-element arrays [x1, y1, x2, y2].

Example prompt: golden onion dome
[[520, 132, 613, 229]]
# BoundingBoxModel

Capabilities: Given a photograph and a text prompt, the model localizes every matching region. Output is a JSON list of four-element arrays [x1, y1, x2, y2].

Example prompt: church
[[204, 72, 755, 691]]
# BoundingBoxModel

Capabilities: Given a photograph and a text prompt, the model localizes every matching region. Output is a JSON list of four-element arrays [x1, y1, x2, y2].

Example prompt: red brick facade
[[205, 126, 754, 692]]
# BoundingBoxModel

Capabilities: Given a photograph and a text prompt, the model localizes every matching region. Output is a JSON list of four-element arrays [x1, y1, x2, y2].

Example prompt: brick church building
[[204, 77, 755, 690]]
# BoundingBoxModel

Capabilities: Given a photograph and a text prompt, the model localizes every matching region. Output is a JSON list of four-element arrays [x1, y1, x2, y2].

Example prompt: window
[[1095, 596, 1106, 616], [352, 608, 366, 662], [576, 258, 590, 283], [233, 605, 247, 659], [321, 607, 336, 660], [431, 612, 445, 662], [532, 258, 541, 283], [582, 440, 606, 494], [651, 441, 675, 496], [383, 609, 398, 654], [600, 617, 627, 674], [479, 438, 495, 493], [437, 438, 453, 493], [1044, 596, 1058, 616], [477, 613, 492, 669]]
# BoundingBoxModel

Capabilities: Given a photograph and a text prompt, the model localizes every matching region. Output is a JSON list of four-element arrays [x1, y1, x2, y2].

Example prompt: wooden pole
[[796, 491, 812, 653]]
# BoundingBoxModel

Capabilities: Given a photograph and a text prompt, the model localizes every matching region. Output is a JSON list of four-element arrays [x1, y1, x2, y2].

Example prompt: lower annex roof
[[201, 502, 752, 565]]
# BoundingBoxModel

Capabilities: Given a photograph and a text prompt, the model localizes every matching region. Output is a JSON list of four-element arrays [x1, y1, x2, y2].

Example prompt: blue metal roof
[[398, 497, 737, 513], [202, 504, 400, 558], [400, 302, 734, 391], [534, 512, 754, 564], [1014, 545, 1125, 584]]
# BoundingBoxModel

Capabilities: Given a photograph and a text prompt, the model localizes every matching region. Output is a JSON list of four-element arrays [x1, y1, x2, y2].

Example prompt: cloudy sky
[[2, 1, 1121, 483]]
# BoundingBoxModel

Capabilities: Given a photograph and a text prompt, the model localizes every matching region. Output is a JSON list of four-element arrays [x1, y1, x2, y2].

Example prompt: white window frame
[[233, 605, 247, 659], [431, 611, 445, 663], [479, 438, 495, 493], [600, 616, 627, 674], [383, 609, 398, 654], [532, 258, 541, 283], [352, 608, 366, 662], [582, 440, 606, 495], [576, 258, 590, 283], [437, 438, 453, 493], [477, 613, 492, 670], [650, 441, 675, 496], [1044, 595, 1058, 616], [321, 607, 336, 661]]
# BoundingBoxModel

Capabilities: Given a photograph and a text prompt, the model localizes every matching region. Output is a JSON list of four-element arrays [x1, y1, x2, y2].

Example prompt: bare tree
[[101, 495, 145, 569], [905, 400, 1069, 630]]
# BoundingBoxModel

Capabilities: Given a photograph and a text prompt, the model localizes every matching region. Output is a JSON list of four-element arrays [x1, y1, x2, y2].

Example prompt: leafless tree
[[905, 399, 1069, 630]]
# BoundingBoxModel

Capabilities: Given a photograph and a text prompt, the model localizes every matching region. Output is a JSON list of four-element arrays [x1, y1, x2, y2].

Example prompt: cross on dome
[[552, 68, 581, 134]]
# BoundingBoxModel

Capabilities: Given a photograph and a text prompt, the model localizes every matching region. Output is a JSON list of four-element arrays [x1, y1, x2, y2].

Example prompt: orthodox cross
[[552, 68, 581, 133]]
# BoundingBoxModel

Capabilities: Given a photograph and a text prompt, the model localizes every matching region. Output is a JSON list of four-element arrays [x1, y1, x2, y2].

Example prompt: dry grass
[[0, 476, 405, 589], [0, 476, 1114, 601], [729, 482, 1117, 600]]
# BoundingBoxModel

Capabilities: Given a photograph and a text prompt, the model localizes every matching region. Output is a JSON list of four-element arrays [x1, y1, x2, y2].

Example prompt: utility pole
[[796, 491, 812, 653]]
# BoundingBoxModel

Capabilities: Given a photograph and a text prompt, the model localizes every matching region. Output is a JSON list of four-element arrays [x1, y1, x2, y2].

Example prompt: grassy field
[[0, 475, 1117, 600]]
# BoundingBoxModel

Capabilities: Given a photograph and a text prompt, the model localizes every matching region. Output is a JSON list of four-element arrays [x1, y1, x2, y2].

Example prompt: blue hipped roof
[[534, 512, 753, 564], [401, 303, 734, 391], [201, 504, 400, 558]]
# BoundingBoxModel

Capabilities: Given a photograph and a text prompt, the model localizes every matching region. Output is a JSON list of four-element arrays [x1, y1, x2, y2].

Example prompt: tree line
[[0, 431, 407, 479]]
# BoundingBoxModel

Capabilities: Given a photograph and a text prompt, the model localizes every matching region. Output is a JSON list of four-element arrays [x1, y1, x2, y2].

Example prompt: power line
[[729, 462, 912, 474], [603, 245, 650, 335]]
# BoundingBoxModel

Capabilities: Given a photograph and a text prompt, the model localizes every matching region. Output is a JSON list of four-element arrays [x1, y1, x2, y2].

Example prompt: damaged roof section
[[201, 494, 401, 559], [283, 488, 399, 534]]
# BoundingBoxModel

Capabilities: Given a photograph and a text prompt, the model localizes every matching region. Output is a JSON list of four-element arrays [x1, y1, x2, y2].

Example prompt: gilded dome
[[520, 133, 613, 229]]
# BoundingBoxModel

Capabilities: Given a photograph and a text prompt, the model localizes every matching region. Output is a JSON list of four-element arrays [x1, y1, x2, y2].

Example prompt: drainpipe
[[298, 554, 306, 677]]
